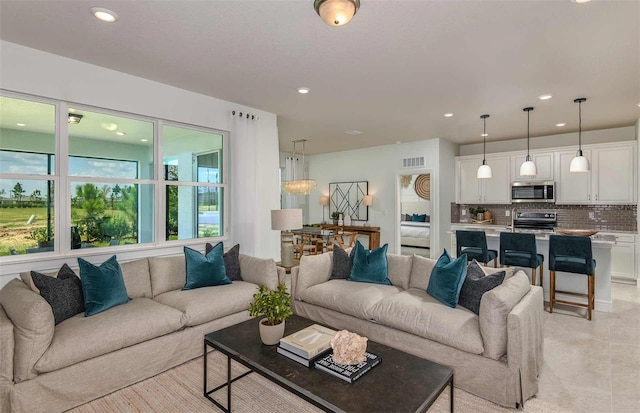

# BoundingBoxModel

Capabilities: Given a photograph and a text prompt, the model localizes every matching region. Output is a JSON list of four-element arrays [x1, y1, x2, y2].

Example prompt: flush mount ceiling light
[[90, 7, 118, 22], [477, 114, 492, 179], [570, 98, 590, 173], [68, 113, 83, 124], [314, 0, 360, 26], [520, 107, 537, 177], [281, 139, 317, 195]]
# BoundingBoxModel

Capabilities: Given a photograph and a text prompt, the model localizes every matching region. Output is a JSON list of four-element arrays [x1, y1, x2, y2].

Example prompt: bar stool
[[456, 230, 498, 267], [548, 234, 596, 320], [499, 232, 544, 287]]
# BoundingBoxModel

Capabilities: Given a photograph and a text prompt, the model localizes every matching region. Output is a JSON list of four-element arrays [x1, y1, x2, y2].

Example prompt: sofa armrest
[[276, 266, 286, 286], [0, 304, 13, 384], [507, 286, 544, 373], [239, 254, 279, 290]]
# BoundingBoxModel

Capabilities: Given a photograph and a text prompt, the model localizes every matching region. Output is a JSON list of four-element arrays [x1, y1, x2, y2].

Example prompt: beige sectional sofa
[[291, 252, 544, 408], [0, 253, 284, 413]]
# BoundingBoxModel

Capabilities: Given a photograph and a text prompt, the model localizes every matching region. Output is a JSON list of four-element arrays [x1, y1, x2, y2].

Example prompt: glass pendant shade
[[570, 98, 590, 173], [314, 0, 360, 26], [519, 107, 537, 177], [477, 163, 492, 179]]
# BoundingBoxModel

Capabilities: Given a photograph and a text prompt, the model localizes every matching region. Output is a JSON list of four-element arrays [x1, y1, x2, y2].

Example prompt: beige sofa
[[0, 253, 284, 413], [291, 252, 544, 408]]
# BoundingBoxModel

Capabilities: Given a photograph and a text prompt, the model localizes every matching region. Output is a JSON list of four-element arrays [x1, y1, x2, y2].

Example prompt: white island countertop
[[450, 224, 617, 245]]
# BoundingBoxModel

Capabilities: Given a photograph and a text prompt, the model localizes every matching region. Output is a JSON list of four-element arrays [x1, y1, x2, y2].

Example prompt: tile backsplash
[[451, 203, 637, 232]]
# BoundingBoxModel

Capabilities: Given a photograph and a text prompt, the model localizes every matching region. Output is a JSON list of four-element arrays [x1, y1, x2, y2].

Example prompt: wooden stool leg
[[587, 273, 594, 320], [531, 268, 537, 286], [540, 262, 543, 289], [549, 270, 555, 313]]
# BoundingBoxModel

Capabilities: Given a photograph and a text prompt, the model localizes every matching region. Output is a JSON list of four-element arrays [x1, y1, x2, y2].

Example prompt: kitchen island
[[451, 224, 615, 312]]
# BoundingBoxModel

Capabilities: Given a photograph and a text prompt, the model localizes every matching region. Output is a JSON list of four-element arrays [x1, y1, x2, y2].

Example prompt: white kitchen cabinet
[[555, 143, 636, 204], [511, 152, 554, 182], [600, 232, 637, 282], [456, 155, 510, 204]]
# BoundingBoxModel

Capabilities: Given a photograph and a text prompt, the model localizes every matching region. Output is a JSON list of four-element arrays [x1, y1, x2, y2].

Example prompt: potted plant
[[248, 283, 293, 345], [331, 211, 341, 225], [30, 227, 53, 248]]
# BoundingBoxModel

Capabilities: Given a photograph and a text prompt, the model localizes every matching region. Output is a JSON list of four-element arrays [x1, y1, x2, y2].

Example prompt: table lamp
[[319, 196, 329, 223], [271, 209, 303, 267]]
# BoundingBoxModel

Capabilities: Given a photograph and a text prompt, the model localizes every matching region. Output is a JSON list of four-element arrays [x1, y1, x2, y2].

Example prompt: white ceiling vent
[[402, 157, 425, 168]]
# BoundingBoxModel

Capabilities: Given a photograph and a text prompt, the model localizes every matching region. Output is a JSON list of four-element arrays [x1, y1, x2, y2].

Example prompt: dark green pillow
[[78, 256, 130, 317], [183, 244, 231, 290], [348, 241, 391, 285], [426, 249, 468, 308]]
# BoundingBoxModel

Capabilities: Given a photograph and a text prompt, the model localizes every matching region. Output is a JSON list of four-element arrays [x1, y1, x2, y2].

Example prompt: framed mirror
[[329, 181, 368, 221]]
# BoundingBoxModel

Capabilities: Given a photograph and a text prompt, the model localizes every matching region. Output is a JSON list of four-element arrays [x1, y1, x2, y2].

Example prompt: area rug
[[68, 350, 570, 413]]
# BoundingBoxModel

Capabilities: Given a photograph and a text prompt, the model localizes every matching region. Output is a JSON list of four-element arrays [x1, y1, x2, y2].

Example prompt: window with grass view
[[0, 94, 227, 257]]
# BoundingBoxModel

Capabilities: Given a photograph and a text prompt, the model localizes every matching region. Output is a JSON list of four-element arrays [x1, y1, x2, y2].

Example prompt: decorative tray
[[470, 218, 493, 224], [555, 229, 598, 237]]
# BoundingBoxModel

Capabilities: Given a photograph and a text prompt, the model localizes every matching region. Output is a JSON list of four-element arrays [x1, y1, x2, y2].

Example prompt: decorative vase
[[259, 318, 286, 345], [477, 213, 484, 221], [344, 214, 352, 226], [484, 211, 492, 220], [337, 214, 344, 227]]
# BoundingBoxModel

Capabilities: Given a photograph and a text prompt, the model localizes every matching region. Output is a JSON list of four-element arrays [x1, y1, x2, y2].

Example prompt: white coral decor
[[330, 330, 367, 365]]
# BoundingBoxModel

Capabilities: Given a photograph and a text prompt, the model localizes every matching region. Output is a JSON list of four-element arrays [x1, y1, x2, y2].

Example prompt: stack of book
[[277, 324, 337, 367], [314, 351, 381, 383]]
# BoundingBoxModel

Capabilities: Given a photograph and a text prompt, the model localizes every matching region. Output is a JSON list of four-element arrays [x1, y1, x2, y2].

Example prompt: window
[[0, 93, 227, 257]]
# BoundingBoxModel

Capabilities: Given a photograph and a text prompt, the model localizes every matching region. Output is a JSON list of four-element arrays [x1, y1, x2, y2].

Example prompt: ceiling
[[0, 0, 638, 155]]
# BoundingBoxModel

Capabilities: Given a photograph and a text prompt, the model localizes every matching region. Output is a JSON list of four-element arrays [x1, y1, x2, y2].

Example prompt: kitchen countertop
[[450, 223, 617, 245]]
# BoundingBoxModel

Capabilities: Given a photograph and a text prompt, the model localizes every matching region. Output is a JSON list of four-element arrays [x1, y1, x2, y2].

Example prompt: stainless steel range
[[513, 211, 557, 231]]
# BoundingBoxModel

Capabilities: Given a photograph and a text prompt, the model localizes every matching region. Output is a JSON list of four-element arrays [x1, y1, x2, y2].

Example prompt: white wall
[[0, 41, 281, 285], [307, 138, 456, 255]]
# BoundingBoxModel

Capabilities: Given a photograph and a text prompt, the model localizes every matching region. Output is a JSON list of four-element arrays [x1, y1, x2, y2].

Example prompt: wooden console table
[[318, 223, 381, 250]]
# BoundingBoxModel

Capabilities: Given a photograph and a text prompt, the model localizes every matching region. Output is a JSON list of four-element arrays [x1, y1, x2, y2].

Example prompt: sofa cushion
[[300, 279, 402, 320], [35, 298, 184, 373], [149, 255, 186, 296], [238, 254, 279, 291], [479, 271, 531, 360], [183, 245, 231, 290], [295, 253, 332, 299], [330, 245, 354, 279], [78, 256, 130, 316], [348, 242, 391, 285], [0, 279, 54, 382], [119, 258, 152, 298], [371, 289, 484, 354], [408, 254, 437, 290], [458, 260, 506, 315], [426, 249, 467, 308], [154, 281, 258, 327], [31, 264, 84, 325], [387, 253, 412, 290], [206, 242, 242, 281]]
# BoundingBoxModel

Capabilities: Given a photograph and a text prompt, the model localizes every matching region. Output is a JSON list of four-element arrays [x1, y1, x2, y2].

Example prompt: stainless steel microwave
[[511, 181, 555, 203]]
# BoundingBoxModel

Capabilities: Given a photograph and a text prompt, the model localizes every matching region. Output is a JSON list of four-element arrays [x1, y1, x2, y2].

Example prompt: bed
[[400, 202, 430, 248]]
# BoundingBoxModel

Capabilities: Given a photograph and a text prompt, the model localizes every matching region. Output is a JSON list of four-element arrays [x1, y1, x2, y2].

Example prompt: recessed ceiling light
[[481, 133, 488, 137], [573, 0, 591, 3], [556, 123, 566, 127], [100, 122, 118, 131], [538, 94, 553, 100], [16, 123, 26, 127], [444, 113, 454, 117], [297, 87, 310, 94], [140, 139, 148, 142], [90, 7, 118, 22], [345, 129, 363, 135], [116, 131, 126, 136], [637, 103, 640, 107], [395, 141, 402, 145]]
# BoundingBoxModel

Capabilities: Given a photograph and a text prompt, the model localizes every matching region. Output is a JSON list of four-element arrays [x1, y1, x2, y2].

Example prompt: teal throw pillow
[[183, 244, 232, 290], [426, 249, 468, 308], [78, 255, 130, 317], [348, 241, 391, 285]]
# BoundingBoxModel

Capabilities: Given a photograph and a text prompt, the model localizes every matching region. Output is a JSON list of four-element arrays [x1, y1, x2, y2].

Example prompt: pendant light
[[282, 139, 317, 195], [570, 98, 589, 173], [477, 114, 492, 179], [519, 107, 537, 177]]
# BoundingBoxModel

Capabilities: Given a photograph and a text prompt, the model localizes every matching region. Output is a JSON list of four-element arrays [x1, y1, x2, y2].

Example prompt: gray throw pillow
[[31, 264, 85, 325], [458, 259, 505, 315], [206, 242, 242, 281], [331, 244, 355, 279]]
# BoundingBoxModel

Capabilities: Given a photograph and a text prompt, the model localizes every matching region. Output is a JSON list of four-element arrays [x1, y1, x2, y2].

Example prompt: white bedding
[[400, 221, 430, 248]]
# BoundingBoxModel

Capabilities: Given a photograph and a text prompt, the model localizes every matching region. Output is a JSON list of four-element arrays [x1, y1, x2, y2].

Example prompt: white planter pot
[[258, 318, 286, 345]]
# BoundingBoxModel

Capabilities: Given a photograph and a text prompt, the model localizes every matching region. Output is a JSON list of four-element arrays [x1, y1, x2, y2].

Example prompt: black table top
[[205, 315, 453, 413]]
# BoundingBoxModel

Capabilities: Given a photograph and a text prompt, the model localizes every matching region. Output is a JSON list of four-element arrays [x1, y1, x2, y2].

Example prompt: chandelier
[[282, 139, 316, 196]]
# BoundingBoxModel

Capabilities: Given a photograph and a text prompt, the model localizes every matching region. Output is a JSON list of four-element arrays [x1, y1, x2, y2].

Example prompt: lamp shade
[[519, 160, 538, 177], [319, 195, 329, 206], [362, 195, 373, 206], [477, 164, 492, 179], [570, 155, 590, 173], [314, 0, 360, 26], [271, 209, 302, 231]]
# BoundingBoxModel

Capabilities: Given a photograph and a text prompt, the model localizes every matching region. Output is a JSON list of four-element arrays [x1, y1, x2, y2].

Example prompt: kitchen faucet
[[510, 207, 516, 232]]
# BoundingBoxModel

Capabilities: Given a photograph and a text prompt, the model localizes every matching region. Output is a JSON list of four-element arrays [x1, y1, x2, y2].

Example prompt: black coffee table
[[204, 315, 453, 413]]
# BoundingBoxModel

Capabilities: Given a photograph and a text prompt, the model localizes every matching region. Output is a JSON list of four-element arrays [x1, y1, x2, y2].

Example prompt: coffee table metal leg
[[203, 342, 254, 413], [450, 375, 454, 412], [227, 355, 232, 412]]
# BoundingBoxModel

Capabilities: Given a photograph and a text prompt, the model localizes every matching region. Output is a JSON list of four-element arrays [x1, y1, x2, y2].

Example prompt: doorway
[[395, 169, 434, 258]]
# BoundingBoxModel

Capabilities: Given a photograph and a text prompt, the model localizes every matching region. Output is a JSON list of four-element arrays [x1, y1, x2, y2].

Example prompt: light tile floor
[[537, 283, 640, 412]]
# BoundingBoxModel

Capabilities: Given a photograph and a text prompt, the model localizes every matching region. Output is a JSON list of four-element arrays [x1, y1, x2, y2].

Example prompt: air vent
[[402, 157, 425, 168]]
